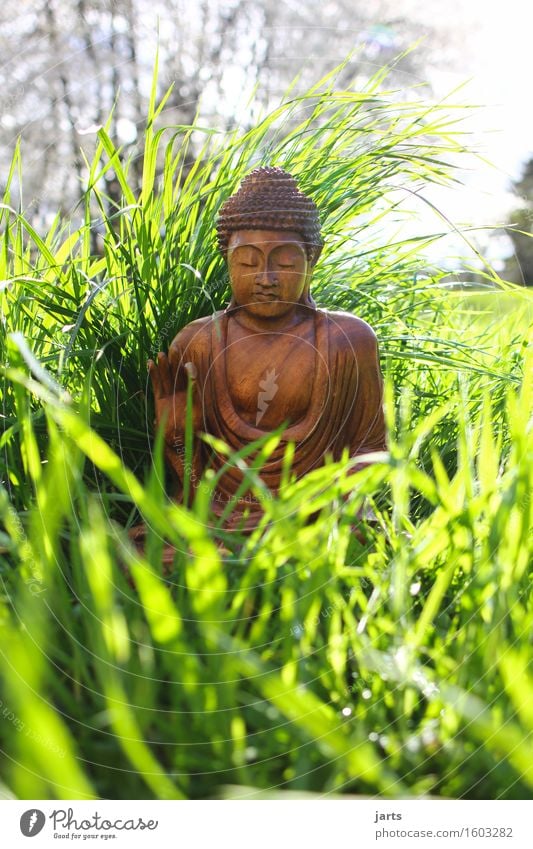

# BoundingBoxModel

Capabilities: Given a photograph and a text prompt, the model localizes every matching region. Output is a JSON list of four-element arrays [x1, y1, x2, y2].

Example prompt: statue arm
[[336, 319, 387, 535], [148, 323, 206, 501], [345, 321, 387, 466]]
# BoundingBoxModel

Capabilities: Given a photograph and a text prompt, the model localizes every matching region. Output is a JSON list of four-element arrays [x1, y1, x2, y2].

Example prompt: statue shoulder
[[168, 312, 222, 362], [321, 309, 380, 353]]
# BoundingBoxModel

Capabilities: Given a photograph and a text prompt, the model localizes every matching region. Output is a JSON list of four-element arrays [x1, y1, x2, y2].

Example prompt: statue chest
[[224, 320, 316, 428]]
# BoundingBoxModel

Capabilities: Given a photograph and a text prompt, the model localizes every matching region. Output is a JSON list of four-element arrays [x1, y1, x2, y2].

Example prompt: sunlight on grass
[[0, 58, 531, 800]]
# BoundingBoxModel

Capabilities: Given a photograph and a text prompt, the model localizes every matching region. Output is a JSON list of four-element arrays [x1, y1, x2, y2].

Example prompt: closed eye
[[239, 262, 258, 268], [277, 263, 295, 269]]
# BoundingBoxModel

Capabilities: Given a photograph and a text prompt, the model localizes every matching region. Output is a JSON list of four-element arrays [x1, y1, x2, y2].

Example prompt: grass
[[0, 58, 532, 800]]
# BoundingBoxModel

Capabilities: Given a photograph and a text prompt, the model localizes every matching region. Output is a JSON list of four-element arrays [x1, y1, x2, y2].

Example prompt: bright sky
[[392, 0, 533, 266]]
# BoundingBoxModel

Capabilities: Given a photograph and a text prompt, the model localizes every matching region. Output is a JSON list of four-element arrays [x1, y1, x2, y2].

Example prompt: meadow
[[0, 61, 532, 800]]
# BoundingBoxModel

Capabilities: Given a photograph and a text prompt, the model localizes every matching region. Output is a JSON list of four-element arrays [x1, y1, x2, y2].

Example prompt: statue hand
[[148, 353, 199, 449]]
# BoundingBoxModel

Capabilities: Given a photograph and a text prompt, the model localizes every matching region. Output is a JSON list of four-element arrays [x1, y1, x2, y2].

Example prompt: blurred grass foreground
[[0, 60, 532, 800]]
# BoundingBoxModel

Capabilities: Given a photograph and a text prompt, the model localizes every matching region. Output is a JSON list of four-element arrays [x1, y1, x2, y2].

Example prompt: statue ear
[[299, 264, 314, 306], [310, 243, 323, 266]]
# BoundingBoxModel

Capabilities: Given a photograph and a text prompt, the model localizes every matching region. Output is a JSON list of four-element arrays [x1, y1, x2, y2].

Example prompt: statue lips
[[253, 281, 279, 302]]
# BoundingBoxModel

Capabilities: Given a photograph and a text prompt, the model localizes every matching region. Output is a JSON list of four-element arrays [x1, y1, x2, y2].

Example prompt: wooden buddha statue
[[148, 167, 386, 531]]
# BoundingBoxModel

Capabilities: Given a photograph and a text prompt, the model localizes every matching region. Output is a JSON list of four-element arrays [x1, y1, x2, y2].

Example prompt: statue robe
[[168, 307, 386, 529]]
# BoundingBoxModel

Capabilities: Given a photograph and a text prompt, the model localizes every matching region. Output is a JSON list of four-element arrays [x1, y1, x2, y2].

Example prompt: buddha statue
[[148, 167, 386, 533]]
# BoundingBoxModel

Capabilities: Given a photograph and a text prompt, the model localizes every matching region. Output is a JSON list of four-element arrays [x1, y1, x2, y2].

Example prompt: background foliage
[[0, 0, 429, 222], [0, 62, 532, 800]]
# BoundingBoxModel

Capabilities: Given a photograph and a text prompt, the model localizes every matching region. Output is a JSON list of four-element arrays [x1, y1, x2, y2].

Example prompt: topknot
[[216, 166, 323, 265]]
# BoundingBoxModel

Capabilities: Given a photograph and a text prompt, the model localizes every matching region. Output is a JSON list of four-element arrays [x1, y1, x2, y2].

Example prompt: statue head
[[216, 167, 323, 265], [216, 167, 323, 317]]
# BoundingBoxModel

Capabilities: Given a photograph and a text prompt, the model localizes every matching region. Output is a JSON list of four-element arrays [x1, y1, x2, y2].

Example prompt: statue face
[[227, 229, 309, 319]]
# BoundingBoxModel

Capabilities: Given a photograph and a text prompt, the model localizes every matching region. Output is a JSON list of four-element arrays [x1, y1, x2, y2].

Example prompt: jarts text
[[374, 812, 402, 823]]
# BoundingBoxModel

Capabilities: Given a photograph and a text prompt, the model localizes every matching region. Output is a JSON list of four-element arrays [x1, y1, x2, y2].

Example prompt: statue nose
[[255, 269, 278, 286]]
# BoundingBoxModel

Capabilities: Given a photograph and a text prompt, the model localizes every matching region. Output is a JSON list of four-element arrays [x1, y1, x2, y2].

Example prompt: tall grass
[[0, 60, 532, 800]]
